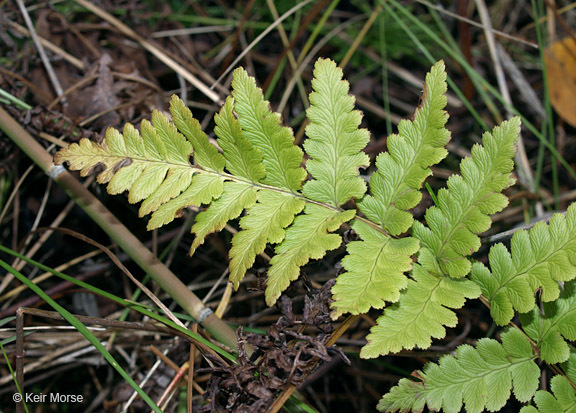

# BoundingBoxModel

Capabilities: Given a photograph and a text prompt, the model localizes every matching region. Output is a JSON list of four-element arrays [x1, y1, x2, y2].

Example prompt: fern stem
[[213, 169, 393, 236], [0, 107, 240, 352]]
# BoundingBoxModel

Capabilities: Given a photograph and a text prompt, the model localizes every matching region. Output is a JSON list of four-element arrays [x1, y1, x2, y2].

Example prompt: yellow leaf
[[545, 37, 576, 128]]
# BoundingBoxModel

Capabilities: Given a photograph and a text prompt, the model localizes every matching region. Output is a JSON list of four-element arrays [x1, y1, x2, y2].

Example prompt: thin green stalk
[[0, 258, 161, 412], [0, 107, 239, 352], [0, 88, 32, 110]]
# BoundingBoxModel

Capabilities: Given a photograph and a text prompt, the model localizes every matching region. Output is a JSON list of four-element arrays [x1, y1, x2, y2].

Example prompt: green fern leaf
[[532, 375, 576, 413], [471, 204, 576, 325], [263, 58, 371, 305], [266, 204, 355, 306], [231, 67, 306, 191], [214, 96, 266, 182], [520, 280, 576, 364], [330, 220, 420, 318], [137, 111, 198, 216], [361, 258, 481, 357], [413, 117, 520, 278], [358, 60, 450, 235], [54, 109, 208, 218], [530, 349, 576, 413], [527, 347, 576, 413], [302, 58, 370, 206], [530, 349, 576, 412], [190, 181, 258, 255], [378, 328, 539, 413], [229, 191, 305, 289], [148, 174, 224, 230], [169, 94, 226, 172]]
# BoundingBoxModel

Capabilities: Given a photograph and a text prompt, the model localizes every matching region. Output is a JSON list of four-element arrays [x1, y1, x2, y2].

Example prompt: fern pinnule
[[330, 220, 420, 318], [379, 328, 539, 413], [229, 191, 305, 289], [231, 67, 306, 191], [215, 97, 266, 182], [522, 351, 576, 412], [413, 117, 520, 278], [471, 204, 576, 326], [148, 174, 224, 230], [528, 374, 576, 412], [302, 58, 370, 207], [265, 58, 370, 305], [361, 261, 481, 357], [169, 94, 226, 172], [358, 60, 450, 236], [520, 280, 576, 364], [331, 60, 450, 318], [266, 205, 356, 305]]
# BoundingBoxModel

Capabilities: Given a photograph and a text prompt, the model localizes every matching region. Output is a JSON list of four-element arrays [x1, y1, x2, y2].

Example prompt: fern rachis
[[55, 58, 576, 412]]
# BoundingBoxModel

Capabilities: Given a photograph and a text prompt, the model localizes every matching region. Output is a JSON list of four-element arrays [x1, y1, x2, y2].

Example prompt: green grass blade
[[0, 339, 29, 412], [0, 244, 236, 363], [0, 258, 161, 412], [383, 0, 576, 184]]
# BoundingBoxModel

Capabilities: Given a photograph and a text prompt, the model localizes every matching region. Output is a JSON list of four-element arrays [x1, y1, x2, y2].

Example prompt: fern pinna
[[55, 58, 576, 412]]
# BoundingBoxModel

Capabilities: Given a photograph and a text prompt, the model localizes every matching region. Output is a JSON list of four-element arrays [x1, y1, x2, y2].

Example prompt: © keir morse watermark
[[13, 392, 84, 404]]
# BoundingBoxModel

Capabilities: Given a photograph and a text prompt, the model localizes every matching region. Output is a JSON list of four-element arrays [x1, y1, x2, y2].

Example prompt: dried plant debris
[[113, 339, 190, 412], [200, 281, 349, 412]]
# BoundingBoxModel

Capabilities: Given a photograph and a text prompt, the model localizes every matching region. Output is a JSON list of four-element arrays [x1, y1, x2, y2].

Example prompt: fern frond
[[229, 191, 305, 289], [190, 181, 258, 255], [524, 350, 576, 413], [530, 375, 576, 413], [471, 204, 576, 325], [169, 95, 226, 172], [358, 60, 450, 235], [330, 220, 419, 318], [264, 59, 370, 305], [413, 117, 520, 278], [361, 258, 481, 357], [331, 60, 450, 318], [54, 110, 209, 221], [519, 280, 576, 364], [266, 204, 355, 306], [361, 118, 520, 355], [302, 58, 370, 206], [231, 67, 306, 191], [378, 328, 539, 413]]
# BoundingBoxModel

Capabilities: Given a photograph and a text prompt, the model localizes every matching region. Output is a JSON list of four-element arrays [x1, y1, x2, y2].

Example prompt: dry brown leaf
[[545, 36, 576, 128]]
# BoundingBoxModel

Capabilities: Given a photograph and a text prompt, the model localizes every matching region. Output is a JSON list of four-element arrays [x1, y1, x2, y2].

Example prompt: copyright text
[[13, 392, 84, 403]]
